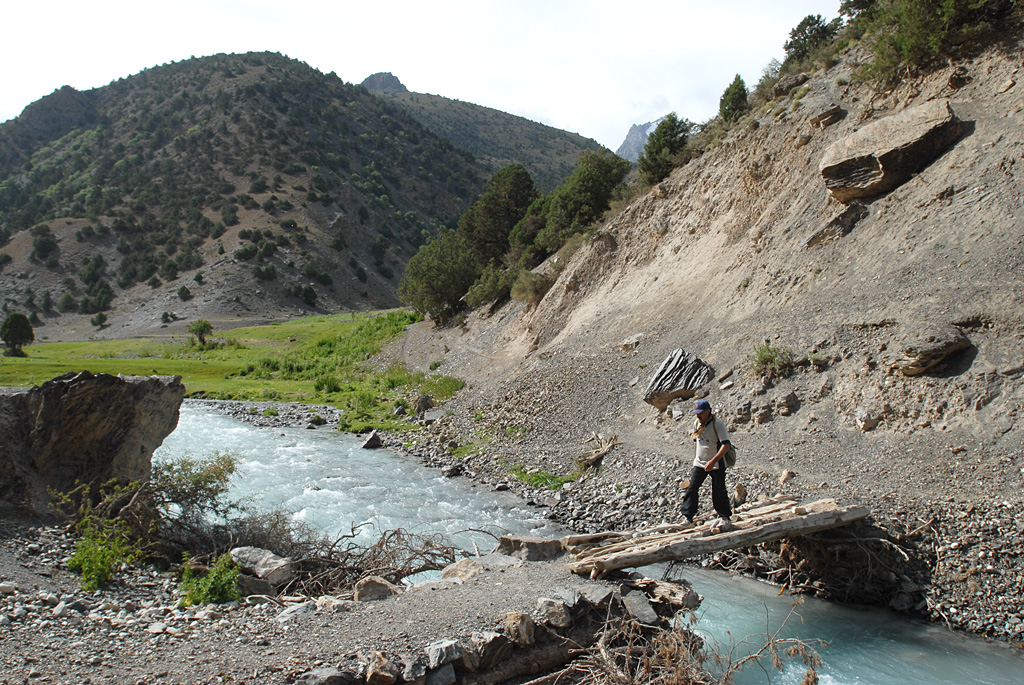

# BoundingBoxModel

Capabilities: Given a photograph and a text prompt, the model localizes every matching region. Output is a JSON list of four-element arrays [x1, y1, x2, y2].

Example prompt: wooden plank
[[567, 504, 870, 576]]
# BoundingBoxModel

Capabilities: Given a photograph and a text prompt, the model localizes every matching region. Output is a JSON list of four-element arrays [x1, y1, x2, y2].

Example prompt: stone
[[440, 558, 486, 581], [315, 596, 356, 612], [422, 410, 446, 425], [643, 349, 715, 412], [622, 590, 660, 625], [468, 631, 513, 671], [366, 653, 402, 685], [819, 99, 962, 203], [425, 664, 456, 685], [230, 547, 296, 587], [502, 612, 536, 647], [353, 576, 402, 601], [493, 535, 563, 561], [856, 407, 880, 432], [146, 621, 167, 634], [413, 395, 434, 414], [537, 597, 571, 627], [772, 73, 809, 98], [894, 324, 971, 376], [809, 102, 843, 128], [276, 601, 317, 623], [0, 371, 184, 511], [0, 582, 16, 595], [426, 639, 464, 669], [801, 202, 869, 249], [620, 333, 643, 351], [400, 653, 428, 683], [300, 667, 363, 685], [779, 469, 796, 485], [236, 573, 274, 597], [360, 430, 383, 449]]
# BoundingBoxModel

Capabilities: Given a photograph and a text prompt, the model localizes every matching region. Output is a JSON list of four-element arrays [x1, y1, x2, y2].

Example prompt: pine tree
[[637, 113, 693, 186], [719, 75, 749, 124]]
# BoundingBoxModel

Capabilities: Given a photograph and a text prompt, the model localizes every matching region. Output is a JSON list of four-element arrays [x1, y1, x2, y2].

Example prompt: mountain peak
[[361, 72, 408, 94]]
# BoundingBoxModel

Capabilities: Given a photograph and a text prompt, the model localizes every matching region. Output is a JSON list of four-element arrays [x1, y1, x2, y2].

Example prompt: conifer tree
[[719, 74, 749, 123], [637, 113, 692, 186]]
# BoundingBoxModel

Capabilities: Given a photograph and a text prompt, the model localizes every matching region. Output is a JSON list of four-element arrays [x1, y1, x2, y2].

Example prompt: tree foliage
[[399, 230, 480, 325], [1, 312, 34, 355], [637, 113, 693, 185], [188, 319, 213, 345], [719, 75, 750, 124], [853, 0, 1021, 80], [457, 164, 538, 266], [784, 14, 842, 63], [533, 150, 630, 254]]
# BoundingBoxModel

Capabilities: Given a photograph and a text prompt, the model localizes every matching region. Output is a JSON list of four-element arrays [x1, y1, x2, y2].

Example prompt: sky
[[1, 1, 841, 151]]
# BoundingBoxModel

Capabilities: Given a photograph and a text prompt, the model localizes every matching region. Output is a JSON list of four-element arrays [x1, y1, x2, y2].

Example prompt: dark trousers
[[681, 465, 731, 520]]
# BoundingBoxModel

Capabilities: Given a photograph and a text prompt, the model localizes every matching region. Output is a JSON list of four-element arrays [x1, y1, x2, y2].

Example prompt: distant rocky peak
[[615, 115, 667, 163], [361, 72, 408, 94]]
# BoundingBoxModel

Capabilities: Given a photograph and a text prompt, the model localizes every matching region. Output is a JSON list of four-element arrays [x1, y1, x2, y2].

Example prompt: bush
[[510, 270, 552, 306], [854, 0, 1020, 82], [179, 553, 240, 606], [399, 230, 480, 325], [314, 374, 341, 394], [749, 342, 795, 379], [67, 518, 139, 591], [464, 262, 520, 308]]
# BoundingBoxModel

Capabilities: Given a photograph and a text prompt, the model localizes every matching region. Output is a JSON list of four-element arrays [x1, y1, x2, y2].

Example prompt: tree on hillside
[[188, 319, 213, 346], [534, 150, 631, 254], [720, 75, 750, 123], [1, 312, 34, 356], [784, 14, 842, 63], [457, 164, 538, 265], [637, 113, 693, 186], [399, 230, 480, 325]]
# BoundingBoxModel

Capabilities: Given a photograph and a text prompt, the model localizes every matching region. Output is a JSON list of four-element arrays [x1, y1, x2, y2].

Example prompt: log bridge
[[564, 496, 870, 577]]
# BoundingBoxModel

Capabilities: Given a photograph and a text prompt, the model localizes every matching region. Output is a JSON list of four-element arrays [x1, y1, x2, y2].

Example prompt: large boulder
[[893, 324, 972, 376], [819, 99, 962, 203], [0, 372, 184, 510], [642, 349, 714, 412]]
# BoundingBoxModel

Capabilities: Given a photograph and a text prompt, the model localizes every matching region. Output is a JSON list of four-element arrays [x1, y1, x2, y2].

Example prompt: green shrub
[[262, 407, 279, 417], [179, 553, 240, 606], [67, 518, 140, 591], [749, 342, 795, 379], [510, 271, 551, 306], [314, 374, 341, 394]]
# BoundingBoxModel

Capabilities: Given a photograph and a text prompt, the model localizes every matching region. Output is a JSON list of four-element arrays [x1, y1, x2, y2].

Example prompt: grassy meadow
[[0, 309, 462, 432]]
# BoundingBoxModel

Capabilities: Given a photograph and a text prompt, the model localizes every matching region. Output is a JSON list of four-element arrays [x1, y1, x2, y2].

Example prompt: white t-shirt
[[692, 416, 730, 469]]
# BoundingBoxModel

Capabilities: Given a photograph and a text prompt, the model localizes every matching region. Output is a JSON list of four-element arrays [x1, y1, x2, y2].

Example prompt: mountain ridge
[[362, 72, 606, 193]]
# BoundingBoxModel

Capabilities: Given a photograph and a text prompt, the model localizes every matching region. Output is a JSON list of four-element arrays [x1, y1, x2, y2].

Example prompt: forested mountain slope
[[0, 52, 490, 338]]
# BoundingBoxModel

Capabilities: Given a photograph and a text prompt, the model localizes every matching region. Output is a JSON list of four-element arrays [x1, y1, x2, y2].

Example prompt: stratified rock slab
[[819, 99, 962, 203]]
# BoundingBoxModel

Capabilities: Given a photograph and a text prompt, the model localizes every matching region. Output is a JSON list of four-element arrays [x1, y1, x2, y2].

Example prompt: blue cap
[[692, 399, 711, 414]]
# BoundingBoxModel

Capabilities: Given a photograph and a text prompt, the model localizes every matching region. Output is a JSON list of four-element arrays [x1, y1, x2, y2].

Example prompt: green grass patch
[[0, 309, 466, 433], [508, 464, 579, 490]]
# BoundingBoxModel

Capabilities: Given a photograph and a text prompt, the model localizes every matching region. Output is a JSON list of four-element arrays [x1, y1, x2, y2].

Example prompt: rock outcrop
[[893, 323, 972, 376], [643, 349, 714, 412], [0, 371, 184, 510], [819, 99, 963, 202]]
